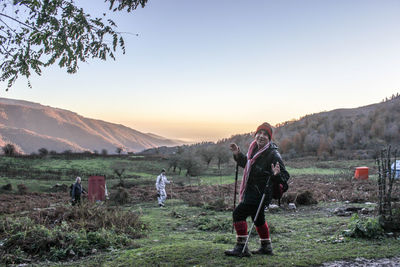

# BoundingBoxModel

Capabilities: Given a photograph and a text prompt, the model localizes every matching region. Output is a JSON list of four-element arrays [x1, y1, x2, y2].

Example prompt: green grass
[[0, 155, 382, 194], [1, 155, 399, 266], [286, 167, 343, 176], [0, 156, 169, 181], [199, 175, 235, 185], [0, 156, 170, 193], [87, 201, 399, 267], [286, 166, 379, 181], [0, 155, 238, 193], [0, 177, 64, 192], [11, 199, 400, 266]]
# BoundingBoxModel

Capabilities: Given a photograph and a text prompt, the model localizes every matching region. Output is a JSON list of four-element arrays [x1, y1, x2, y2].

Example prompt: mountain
[[272, 95, 400, 158], [143, 95, 400, 159], [0, 98, 187, 154]]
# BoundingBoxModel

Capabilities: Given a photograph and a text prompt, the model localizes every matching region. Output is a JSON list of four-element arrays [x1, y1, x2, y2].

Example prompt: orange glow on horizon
[[118, 119, 259, 142]]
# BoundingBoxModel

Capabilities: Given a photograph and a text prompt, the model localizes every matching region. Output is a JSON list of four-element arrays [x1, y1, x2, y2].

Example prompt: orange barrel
[[354, 167, 369, 180], [88, 175, 106, 202]]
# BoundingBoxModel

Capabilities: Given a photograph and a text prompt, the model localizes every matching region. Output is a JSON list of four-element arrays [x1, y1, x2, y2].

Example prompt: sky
[[2, 0, 400, 142]]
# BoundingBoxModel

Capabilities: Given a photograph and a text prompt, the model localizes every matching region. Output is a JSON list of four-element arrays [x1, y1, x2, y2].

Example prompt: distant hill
[[0, 98, 187, 154], [143, 95, 400, 160], [273, 95, 400, 158]]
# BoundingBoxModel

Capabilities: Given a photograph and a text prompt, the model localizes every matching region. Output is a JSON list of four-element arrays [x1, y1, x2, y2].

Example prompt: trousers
[[157, 188, 167, 204]]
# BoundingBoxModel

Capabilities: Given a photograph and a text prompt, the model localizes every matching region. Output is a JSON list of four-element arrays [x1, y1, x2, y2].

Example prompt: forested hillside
[[143, 95, 400, 165], [274, 95, 400, 159]]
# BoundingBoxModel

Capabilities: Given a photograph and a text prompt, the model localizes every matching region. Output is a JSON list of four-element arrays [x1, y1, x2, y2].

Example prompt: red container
[[354, 167, 369, 180], [88, 176, 106, 202]]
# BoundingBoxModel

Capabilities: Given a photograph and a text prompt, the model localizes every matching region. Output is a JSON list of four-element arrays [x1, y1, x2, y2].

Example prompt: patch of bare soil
[[320, 256, 400, 267], [125, 175, 399, 207], [117, 175, 399, 213], [0, 192, 69, 214], [1, 175, 398, 214], [124, 184, 233, 210], [285, 175, 396, 204]]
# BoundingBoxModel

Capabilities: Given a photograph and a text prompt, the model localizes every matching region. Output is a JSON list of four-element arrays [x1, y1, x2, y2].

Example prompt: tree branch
[[0, 12, 37, 31]]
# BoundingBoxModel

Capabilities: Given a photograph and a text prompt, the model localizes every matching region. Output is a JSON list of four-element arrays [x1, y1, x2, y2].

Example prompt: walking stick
[[232, 163, 239, 233], [170, 180, 173, 207], [169, 179, 174, 206], [242, 176, 271, 254]]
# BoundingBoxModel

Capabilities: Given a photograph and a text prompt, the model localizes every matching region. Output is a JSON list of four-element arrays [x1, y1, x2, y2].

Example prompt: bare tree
[[168, 154, 180, 173], [215, 145, 230, 170], [116, 147, 123, 155], [198, 146, 215, 168], [376, 146, 398, 230], [178, 151, 202, 177], [111, 161, 129, 186]]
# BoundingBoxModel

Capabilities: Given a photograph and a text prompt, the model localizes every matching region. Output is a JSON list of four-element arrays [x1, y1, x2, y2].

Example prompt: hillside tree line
[[274, 95, 400, 159], [159, 95, 400, 162]]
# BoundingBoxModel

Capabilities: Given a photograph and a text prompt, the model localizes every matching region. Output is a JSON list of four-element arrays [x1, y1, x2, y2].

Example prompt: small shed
[[392, 160, 400, 179], [354, 167, 369, 180], [88, 175, 106, 202]]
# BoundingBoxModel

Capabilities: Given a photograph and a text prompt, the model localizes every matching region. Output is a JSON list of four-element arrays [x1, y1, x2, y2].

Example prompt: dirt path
[[320, 256, 400, 267]]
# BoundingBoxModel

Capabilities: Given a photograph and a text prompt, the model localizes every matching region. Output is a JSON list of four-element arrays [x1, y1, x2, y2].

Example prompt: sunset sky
[[3, 0, 400, 142]]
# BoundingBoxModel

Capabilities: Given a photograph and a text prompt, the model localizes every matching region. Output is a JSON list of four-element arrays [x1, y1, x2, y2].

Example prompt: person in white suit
[[155, 169, 171, 207]]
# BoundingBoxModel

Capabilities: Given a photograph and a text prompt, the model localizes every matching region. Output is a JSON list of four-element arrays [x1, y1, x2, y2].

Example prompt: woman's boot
[[224, 236, 251, 257], [251, 239, 273, 255]]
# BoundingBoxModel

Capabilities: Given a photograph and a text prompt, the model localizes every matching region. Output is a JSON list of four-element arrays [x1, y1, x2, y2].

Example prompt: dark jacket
[[234, 143, 290, 205], [71, 182, 83, 199]]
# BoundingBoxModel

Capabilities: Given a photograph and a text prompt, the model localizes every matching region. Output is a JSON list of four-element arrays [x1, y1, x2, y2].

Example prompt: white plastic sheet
[[391, 160, 400, 179]]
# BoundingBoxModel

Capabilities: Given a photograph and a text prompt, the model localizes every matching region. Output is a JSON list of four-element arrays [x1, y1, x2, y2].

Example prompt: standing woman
[[225, 122, 290, 257], [71, 176, 84, 206]]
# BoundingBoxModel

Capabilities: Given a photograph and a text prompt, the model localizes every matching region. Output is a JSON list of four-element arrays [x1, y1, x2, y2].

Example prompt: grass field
[[47, 200, 400, 267], [1, 155, 399, 266], [0, 155, 379, 192]]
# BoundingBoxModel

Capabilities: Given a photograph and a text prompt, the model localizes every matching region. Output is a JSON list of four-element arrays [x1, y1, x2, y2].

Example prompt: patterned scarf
[[239, 140, 270, 201]]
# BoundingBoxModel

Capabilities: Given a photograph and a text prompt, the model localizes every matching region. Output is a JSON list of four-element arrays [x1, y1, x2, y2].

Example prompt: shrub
[[31, 203, 146, 237], [2, 143, 17, 156], [111, 187, 130, 205], [343, 214, 384, 239], [0, 218, 137, 264], [1, 183, 12, 191], [17, 184, 28, 195], [0, 204, 146, 264], [296, 191, 318, 205], [38, 148, 49, 156]]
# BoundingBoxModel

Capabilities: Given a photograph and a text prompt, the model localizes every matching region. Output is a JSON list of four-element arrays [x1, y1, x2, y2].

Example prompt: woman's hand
[[271, 162, 280, 176]]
